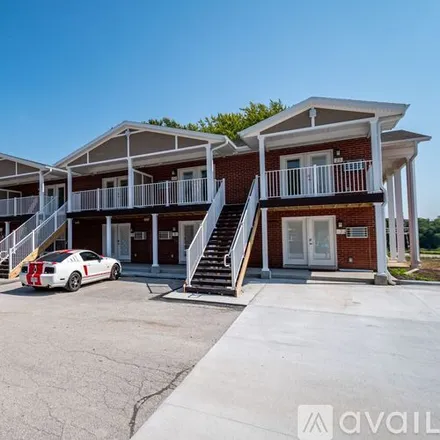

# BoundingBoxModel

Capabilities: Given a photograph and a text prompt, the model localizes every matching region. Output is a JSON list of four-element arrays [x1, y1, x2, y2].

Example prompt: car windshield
[[37, 251, 72, 263]]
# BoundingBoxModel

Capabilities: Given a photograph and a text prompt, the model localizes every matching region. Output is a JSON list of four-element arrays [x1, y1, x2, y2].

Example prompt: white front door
[[102, 223, 131, 261], [102, 176, 128, 209], [280, 151, 333, 197], [282, 216, 336, 268], [45, 183, 66, 208], [178, 220, 202, 263], [178, 166, 208, 204]]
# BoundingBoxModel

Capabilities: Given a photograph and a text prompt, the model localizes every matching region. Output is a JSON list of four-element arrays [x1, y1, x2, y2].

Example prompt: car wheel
[[66, 271, 82, 292], [109, 264, 121, 280]]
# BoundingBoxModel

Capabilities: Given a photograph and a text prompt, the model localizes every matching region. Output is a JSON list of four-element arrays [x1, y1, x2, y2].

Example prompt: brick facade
[[72, 212, 205, 264], [250, 206, 377, 271]]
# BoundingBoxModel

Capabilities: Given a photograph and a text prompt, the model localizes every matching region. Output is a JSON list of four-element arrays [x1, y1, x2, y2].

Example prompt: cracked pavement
[[0, 277, 240, 439]]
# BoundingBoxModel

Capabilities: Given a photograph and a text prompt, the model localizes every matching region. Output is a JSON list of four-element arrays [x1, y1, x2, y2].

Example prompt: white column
[[258, 136, 267, 199], [206, 144, 214, 202], [67, 168, 72, 212], [67, 218, 73, 249], [260, 207, 271, 278], [369, 120, 383, 191], [406, 158, 421, 268], [105, 216, 112, 257], [39, 171, 45, 211], [127, 157, 134, 208], [4, 221, 10, 237], [374, 202, 387, 279], [394, 168, 406, 263], [386, 175, 397, 260], [151, 213, 160, 273]]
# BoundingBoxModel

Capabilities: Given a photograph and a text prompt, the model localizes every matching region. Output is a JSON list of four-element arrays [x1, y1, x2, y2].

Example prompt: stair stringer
[[234, 208, 260, 296], [9, 224, 66, 279]]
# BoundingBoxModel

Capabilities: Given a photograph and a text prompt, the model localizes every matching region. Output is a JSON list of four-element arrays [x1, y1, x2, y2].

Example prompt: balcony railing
[[71, 178, 221, 212], [266, 160, 374, 199], [0, 195, 50, 217]]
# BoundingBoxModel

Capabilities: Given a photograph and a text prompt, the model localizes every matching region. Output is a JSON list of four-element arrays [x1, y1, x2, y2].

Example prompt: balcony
[[265, 160, 379, 202], [0, 195, 41, 217], [71, 178, 221, 212]]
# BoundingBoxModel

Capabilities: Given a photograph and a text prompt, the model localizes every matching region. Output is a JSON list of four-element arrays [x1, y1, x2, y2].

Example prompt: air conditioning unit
[[346, 227, 368, 238], [159, 231, 173, 240], [133, 231, 147, 241]]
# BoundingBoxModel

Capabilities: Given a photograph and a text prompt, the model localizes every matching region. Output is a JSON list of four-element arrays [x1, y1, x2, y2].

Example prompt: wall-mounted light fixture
[[338, 221, 343, 228], [335, 149, 341, 157]]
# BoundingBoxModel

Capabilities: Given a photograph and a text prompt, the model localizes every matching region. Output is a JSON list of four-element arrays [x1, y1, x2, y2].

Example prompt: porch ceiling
[[261, 119, 372, 150]]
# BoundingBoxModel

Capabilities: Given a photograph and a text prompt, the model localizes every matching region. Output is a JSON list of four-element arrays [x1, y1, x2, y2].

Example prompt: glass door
[[307, 152, 333, 196], [282, 216, 336, 267], [179, 221, 202, 263], [307, 217, 336, 267], [282, 218, 307, 265]]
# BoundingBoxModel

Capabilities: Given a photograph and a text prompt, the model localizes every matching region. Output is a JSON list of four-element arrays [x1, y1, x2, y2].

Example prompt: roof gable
[[55, 121, 230, 168], [239, 97, 409, 138]]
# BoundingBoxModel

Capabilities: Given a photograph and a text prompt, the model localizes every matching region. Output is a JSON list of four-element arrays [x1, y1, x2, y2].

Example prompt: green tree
[[145, 100, 286, 141]]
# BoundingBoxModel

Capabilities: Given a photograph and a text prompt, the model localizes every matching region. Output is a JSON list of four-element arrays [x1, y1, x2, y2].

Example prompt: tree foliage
[[145, 100, 286, 141], [418, 217, 440, 250]]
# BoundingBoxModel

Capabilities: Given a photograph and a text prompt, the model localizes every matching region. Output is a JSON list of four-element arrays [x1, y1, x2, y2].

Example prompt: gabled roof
[[55, 121, 233, 168], [381, 130, 431, 143], [239, 96, 409, 138], [0, 151, 65, 173]]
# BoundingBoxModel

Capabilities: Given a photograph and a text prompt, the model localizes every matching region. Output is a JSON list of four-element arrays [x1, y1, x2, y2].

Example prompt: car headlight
[[21, 266, 28, 274], [44, 267, 55, 274]]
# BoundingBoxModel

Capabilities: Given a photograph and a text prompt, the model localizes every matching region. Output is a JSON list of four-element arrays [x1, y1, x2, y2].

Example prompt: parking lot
[[0, 277, 241, 440]]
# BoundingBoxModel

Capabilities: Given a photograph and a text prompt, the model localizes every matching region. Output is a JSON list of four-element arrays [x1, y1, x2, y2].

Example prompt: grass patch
[[389, 267, 440, 282], [420, 249, 440, 255]]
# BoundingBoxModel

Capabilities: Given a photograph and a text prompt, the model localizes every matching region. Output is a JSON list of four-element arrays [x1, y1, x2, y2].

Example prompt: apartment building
[[0, 97, 430, 293]]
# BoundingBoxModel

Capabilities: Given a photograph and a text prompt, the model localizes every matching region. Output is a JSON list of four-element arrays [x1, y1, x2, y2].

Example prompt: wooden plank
[[9, 224, 67, 279], [235, 208, 261, 297]]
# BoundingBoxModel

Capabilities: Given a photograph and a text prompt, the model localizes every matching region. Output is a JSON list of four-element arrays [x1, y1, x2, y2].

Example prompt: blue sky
[[0, 0, 438, 217]]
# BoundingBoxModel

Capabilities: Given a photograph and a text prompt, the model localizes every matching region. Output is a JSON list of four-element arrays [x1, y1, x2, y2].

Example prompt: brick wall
[[215, 152, 259, 204], [72, 213, 205, 264], [265, 137, 372, 170], [250, 206, 377, 271]]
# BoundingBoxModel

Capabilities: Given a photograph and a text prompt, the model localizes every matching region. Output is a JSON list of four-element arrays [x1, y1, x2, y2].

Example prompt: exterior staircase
[[0, 201, 67, 279], [188, 204, 244, 294], [185, 177, 260, 296]]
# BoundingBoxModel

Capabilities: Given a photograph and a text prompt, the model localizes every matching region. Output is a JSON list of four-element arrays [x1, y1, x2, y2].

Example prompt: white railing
[[266, 160, 374, 198], [0, 197, 57, 263], [228, 177, 259, 288], [9, 202, 67, 273], [186, 179, 226, 286], [0, 195, 47, 217], [71, 178, 217, 212]]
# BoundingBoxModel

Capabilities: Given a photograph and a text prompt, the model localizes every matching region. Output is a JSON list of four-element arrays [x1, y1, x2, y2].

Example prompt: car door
[[80, 251, 108, 281]]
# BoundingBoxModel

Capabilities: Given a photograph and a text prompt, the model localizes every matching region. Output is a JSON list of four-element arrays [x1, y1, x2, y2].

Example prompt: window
[[37, 251, 72, 263], [80, 251, 101, 262], [343, 161, 365, 172]]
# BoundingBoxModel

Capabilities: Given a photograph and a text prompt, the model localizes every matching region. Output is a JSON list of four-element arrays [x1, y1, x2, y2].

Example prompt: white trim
[[177, 165, 207, 180], [239, 97, 409, 138], [374, 203, 387, 275], [102, 175, 128, 188], [394, 167, 405, 263], [387, 175, 397, 260]]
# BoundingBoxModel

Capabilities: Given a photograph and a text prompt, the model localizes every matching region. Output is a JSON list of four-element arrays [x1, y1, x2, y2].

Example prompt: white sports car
[[20, 249, 122, 292]]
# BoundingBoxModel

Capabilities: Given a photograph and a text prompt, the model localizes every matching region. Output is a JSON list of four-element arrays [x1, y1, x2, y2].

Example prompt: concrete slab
[[163, 283, 262, 306], [246, 267, 374, 283], [133, 281, 440, 439], [122, 263, 186, 280]]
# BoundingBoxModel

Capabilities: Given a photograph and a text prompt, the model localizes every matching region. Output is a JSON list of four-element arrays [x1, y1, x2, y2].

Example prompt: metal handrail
[[186, 179, 225, 286], [9, 202, 67, 273], [227, 177, 259, 287]]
